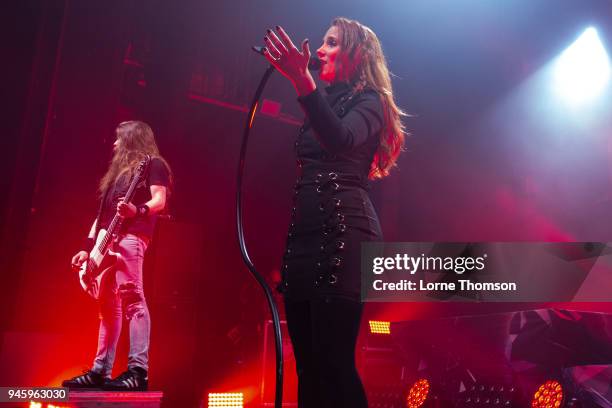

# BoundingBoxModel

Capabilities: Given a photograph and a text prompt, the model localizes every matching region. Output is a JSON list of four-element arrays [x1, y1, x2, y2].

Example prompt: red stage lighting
[[369, 320, 391, 334], [406, 378, 430, 408], [208, 392, 244, 408], [531, 380, 564, 408]]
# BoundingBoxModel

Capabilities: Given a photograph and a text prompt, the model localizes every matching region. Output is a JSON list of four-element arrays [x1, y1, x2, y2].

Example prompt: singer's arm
[[293, 74, 316, 96], [298, 90, 384, 154]]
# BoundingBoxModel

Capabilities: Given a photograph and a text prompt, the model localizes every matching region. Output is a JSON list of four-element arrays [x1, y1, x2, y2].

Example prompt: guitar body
[[79, 229, 118, 299]]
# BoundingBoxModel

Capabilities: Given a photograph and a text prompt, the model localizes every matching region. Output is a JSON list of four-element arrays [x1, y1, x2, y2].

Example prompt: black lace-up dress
[[278, 82, 384, 301]]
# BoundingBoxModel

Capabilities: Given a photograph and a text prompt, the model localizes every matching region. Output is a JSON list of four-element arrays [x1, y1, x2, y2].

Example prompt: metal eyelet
[[336, 240, 345, 250], [328, 172, 338, 180], [315, 262, 321, 269], [330, 257, 342, 267], [333, 198, 341, 208], [329, 274, 338, 284], [319, 203, 325, 212], [332, 182, 340, 191], [337, 224, 347, 233], [337, 213, 345, 222], [316, 186, 323, 194]]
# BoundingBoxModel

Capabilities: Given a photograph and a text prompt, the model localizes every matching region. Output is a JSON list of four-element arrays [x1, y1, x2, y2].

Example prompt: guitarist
[[63, 121, 172, 391]]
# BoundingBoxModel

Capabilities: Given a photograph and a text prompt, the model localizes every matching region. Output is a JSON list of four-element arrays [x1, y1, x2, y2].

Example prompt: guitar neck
[[95, 156, 150, 253]]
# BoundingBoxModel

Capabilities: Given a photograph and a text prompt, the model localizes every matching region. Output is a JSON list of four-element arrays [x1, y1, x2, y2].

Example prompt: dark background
[[1, 1, 611, 406]]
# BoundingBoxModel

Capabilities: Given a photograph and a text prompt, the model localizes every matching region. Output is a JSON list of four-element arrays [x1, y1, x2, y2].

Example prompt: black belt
[[298, 171, 368, 189]]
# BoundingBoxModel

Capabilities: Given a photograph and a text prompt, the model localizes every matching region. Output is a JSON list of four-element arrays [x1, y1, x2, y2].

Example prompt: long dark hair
[[331, 17, 406, 179], [99, 120, 173, 196]]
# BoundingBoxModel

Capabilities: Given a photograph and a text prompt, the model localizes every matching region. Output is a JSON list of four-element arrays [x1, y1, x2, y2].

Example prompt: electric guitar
[[78, 155, 151, 299]]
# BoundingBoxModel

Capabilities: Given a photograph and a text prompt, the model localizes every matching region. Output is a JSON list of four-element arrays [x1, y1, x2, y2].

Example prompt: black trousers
[[284, 296, 368, 408]]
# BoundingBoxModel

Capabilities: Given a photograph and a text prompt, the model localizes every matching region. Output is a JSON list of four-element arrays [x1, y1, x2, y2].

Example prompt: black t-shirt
[[99, 157, 170, 239]]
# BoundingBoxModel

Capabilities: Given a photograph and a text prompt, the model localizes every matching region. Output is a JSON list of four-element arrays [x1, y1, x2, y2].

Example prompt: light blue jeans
[[92, 234, 150, 377]]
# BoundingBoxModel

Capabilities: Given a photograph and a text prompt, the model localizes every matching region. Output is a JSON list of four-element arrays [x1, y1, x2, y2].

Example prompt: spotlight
[[531, 380, 564, 408], [208, 392, 244, 408], [369, 320, 391, 334], [406, 378, 430, 408], [554, 27, 610, 105]]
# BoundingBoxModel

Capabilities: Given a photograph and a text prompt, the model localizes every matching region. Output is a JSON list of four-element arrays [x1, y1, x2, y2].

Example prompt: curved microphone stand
[[235, 61, 284, 408]]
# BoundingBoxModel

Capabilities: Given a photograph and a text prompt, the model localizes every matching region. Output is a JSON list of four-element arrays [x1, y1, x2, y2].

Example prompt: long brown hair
[[330, 17, 406, 179], [99, 120, 173, 196]]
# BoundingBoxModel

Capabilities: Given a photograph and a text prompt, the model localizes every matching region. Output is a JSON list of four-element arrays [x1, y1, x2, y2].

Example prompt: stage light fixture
[[554, 27, 610, 105], [369, 320, 391, 334], [531, 380, 564, 408], [462, 383, 517, 406], [28, 403, 68, 408], [208, 392, 244, 408], [406, 378, 430, 408]]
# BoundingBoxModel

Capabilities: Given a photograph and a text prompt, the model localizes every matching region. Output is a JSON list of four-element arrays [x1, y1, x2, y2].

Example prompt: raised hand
[[263, 26, 316, 96]]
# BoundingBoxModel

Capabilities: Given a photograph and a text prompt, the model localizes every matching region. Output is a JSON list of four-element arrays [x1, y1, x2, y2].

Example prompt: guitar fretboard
[[95, 156, 150, 255]]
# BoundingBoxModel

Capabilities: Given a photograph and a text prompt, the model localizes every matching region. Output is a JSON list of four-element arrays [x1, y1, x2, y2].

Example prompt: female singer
[[263, 17, 405, 407]]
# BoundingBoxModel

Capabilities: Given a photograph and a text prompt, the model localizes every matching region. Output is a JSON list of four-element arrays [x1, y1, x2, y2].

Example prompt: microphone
[[251, 46, 321, 71]]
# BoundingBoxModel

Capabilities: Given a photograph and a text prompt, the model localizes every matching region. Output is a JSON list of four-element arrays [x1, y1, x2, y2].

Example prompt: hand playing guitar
[[117, 197, 137, 218], [71, 250, 89, 270]]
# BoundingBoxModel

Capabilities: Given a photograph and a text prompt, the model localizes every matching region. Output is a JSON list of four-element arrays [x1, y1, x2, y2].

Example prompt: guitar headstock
[[136, 155, 152, 179]]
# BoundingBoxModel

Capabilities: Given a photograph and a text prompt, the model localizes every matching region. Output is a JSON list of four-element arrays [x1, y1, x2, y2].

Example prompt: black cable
[[235, 63, 284, 408]]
